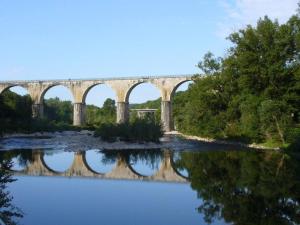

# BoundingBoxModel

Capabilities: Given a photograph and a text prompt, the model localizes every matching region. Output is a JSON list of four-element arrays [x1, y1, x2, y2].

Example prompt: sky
[[1, 0, 299, 106]]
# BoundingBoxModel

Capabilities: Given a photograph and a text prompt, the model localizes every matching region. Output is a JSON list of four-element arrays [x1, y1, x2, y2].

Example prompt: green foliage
[[0, 93, 90, 134], [44, 97, 73, 124], [197, 52, 222, 75], [175, 150, 300, 225], [286, 126, 300, 151], [0, 91, 32, 134], [172, 14, 300, 148], [0, 158, 23, 224], [97, 149, 163, 170], [130, 98, 161, 122], [94, 118, 163, 143], [0, 92, 113, 134], [85, 98, 116, 125]]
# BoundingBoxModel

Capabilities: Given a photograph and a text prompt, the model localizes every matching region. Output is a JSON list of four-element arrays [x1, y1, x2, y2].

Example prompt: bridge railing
[[0, 74, 198, 83]]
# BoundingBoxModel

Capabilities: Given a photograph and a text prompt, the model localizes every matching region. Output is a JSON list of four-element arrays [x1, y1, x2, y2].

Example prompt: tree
[[0, 158, 23, 224], [172, 13, 300, 147], [175, 150, 300, 225]]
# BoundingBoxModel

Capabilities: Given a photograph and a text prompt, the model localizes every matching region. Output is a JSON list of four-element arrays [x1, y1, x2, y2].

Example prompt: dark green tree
[[175, 150, 300, 225]]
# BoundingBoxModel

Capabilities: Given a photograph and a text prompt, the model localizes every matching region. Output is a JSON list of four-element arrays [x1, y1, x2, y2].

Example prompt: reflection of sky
[[11, 156, 26, 171], [9, 176, 228, 225], [43, 151, 74, 172], [85, 150, 115, 173], [173, 151, 189, 178], [129, 156, 161, 176]]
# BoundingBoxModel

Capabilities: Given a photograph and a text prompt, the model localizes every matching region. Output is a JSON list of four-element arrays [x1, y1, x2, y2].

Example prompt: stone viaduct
[[0, 75, 194, 131], [13, 150, 188, 183]]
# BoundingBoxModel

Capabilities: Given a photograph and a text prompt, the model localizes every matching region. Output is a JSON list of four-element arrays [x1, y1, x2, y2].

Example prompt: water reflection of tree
[[176, 150, 300, 225], [100, 149, 163, 170], [0, 150, 34, 169], [0, 158, 23, 224]]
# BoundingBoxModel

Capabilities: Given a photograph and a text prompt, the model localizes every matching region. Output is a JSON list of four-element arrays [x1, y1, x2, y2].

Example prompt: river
[[0, 133, 299, 225]]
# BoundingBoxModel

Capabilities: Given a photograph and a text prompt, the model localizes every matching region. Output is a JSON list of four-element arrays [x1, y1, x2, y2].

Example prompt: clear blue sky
[[1, 0, 298, 105]]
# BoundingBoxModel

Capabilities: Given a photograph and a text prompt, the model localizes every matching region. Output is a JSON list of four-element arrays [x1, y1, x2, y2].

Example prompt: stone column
[[73, 103, 86, 126], [161, 101, 173, 132], [116, 102, 129, 123], [32, 103, 44, 119]]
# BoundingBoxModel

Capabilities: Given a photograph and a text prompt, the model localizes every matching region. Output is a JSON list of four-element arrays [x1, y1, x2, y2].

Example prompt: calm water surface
[[0, 138, 300, 225]]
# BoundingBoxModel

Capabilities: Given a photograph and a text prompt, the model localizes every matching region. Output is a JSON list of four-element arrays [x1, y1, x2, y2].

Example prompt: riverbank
[[166, 131, 281, 150], [0, 130, 249, 152]]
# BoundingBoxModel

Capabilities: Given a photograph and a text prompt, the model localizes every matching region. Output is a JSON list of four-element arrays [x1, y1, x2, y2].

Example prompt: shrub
[[94, 119, 163, 143]]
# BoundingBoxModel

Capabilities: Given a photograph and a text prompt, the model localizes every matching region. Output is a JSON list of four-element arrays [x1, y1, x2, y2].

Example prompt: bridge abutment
[[73, 103, 86, 126]]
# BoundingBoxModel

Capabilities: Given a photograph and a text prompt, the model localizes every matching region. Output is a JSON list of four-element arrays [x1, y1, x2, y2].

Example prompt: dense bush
[[94, 118, 163, 143]]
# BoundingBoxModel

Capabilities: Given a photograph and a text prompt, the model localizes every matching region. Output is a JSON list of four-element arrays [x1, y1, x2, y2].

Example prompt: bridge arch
[[125, 81, 162, 122], [82, 83, 117, 125], [81, 82, 105, 104], [170, 151, 189, 179], [128, 150, 163, 177], [170, 79, 194, 101], [39, 83, 75, 104], [124, 80, 163, 103], [82, 152, 105, 175], [0, 85, 34, 122], [40, 84, 75, 124], [0, 84, 29, 95], [42, 151, 75, 174], [84, 150, 116, 175]]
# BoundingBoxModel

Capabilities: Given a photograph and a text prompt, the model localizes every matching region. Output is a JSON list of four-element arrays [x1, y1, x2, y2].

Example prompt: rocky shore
[[166, 131, 280, 150], [0, 130, 249, 152]]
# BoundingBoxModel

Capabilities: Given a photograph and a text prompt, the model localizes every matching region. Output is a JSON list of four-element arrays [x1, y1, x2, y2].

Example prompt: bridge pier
[[32, 103, 44, 119], [73, 103, 86, 126], [161, 101, 173, 132], [116, 101, 129, 123]]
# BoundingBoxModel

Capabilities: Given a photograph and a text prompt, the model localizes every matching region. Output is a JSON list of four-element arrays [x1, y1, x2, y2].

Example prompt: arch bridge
[[12, 150, 188, 183], [0, 75, 195, 131]]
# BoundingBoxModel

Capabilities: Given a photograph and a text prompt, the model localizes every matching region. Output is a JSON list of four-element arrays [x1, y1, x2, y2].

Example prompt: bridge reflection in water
[[12, 150, 188, 183]]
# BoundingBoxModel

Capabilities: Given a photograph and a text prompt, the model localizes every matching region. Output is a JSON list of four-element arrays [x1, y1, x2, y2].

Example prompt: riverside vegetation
[[0, 11, 299, 148]]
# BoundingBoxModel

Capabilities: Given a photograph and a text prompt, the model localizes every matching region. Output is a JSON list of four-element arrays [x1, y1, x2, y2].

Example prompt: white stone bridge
[[13, 151, 188, 183], [0, 75, 195, 131]]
